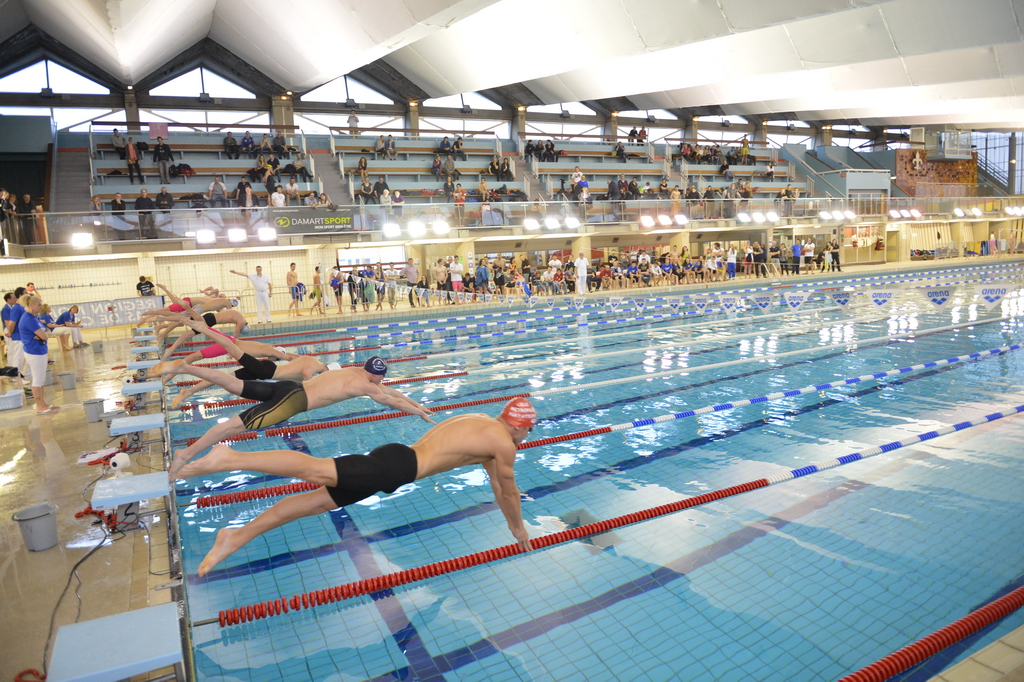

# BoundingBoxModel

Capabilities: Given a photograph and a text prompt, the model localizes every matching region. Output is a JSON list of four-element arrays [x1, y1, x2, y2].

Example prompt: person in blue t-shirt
[[791, 240, 804, 275], [53, 305, 87, 349], [1, 291, 25, 391], [5, 288, 28, 390], [18, 295, 57, 413]]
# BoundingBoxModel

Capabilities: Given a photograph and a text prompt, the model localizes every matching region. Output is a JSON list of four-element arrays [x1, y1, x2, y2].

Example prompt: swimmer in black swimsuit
[[167, 349, 435, 479], [182, 398, 538, 575]]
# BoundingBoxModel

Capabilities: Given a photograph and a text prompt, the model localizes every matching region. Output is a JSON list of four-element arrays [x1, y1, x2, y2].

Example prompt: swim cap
[[274, 346, 287, 354], [230, 298, 240, 308], [364, 356, 388, 376], [241, 324, 251, 335], [500, 397, 536, 428], [326, 362, 342, 371]]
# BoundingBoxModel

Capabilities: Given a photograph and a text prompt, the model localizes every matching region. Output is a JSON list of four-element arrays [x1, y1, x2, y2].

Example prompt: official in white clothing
[[230, 266, 273, 323], [574, 251, 589, 295]]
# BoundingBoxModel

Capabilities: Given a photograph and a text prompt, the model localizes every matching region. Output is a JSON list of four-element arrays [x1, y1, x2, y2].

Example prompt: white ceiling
[[4, 0, 1024, 128]]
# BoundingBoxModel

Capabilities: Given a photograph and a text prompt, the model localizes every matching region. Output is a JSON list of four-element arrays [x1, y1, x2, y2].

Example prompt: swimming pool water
[[172, 261, 1024, 681]]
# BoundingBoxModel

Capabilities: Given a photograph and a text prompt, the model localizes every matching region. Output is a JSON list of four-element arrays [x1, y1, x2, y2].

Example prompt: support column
[[689, 116, 698, 144], [669, 231, 689, 257], [814, 125, 833, 148], [408, 102, 419, 140], [124, 91, 141, 133], [604, 112, 618, 143], [571, 234, 592, 263], [1009, 132, 1017, 195], [515, 106, 527, 148], [270, 96, 294, 128]]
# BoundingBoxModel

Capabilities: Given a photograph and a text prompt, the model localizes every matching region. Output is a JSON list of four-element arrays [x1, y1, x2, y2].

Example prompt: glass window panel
[[527, 102, 594, 115], [420, 117, 509, 138], [302, 77, 393, 104], [766, 119, 811, 128], [616, 109, 677, 120], [423, 92, 501, 110], [697, 115, 747, 125], [0, 62, 47, 93], [150, 68, 253, 98]]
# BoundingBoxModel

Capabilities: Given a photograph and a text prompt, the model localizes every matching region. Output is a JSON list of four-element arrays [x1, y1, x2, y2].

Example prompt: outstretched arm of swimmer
[[483, 450, 530, 550], [179, 318, 245, 360], [367, 384, 436, 423]]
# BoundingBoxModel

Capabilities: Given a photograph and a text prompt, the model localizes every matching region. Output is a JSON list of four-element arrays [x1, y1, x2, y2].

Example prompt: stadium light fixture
[[544, 217, 560, 229], [564, 217, 581, 229], [639, 215, 655, 228], [382, 222, 401, 238], [196, 229, 216, 244], [523, 218, 539, 230], [657, 214, 673, 226], [257, 227, 277, 241], [71, 232, 93, 248], [433, 220, 450, 234], [407, 221, 426, 237], [227, 228, 248, 243], [674, 214, 689, 225]]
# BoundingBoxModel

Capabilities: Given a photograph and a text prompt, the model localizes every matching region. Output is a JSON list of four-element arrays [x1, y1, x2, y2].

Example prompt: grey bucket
[[84, 398, 105, 422], [57, 372, 76, 390], [13, 502, 59, 551], [44, 368, 54, 385], [92, 340, 104, 353]]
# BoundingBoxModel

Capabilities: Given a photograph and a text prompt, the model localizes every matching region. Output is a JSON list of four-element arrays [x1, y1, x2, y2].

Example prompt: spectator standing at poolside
[[134, 189, 156, 238], [137, 276, 155, 297], [286, 262, 303, 317], [18, 295, 57, 413]]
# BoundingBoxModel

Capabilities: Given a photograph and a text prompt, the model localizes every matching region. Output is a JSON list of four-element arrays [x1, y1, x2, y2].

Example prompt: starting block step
[[91, 471, 170, 509], [122, 381, 162, 396], [133, 335, 158, 342], [133, 345, 160, 354], [109, 412, 165, 436], [47, 601, 181, 682], [127, 359, 160, 370]]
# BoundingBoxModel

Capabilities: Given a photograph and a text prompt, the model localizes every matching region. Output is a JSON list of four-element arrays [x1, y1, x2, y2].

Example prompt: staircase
[[50, 150, 93, 213], [310, 151, 348, 203]]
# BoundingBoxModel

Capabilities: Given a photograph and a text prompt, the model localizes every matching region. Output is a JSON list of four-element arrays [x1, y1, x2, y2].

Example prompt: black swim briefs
[[324, 443, 418, 508], [237, 380, 307, 430], [202, 312, 218, 327], [233, 353, 278, 381]]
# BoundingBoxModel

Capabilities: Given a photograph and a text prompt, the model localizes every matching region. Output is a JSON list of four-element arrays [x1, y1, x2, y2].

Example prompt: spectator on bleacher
[[478, 179, 491, 202], [152, 136, 175, 184], [234, 175, 251, 201], [525, 140, 537, 159], [271, 186, 287, 208], [374, 135, 386, 158], [372, 176, 389, 202], [614, 141, 631, 162], [784, 184, 798, 215], [670, 186, 681, 215], [380, 189, 392, 217], [638, 127, 648, 145], [575, 175, 589, 202], [442, 176, 455, 201], [452, 137, 467, 161], [238, 186, 258, 211], [272, 132, 288, 158], [317, 192, 333, 209], [704, 185, 721, 219], [207, 177, 229, 208], [155, 187, 175, 214], [765, 161, 775, 181], [248, 156, 266, 183], [241, 131, 255, 158], [739, 181, 752, 212], [608, 177, 621, 203], [740, 137, 751, 165], [355, 156, 369, 183], [126, 137, 144, 185], [89, 195, 102, 218], [487, 156, 501, 179], [429, 154, 442, 179], [498, 158, 513, 181], [454, 184, 466, 226], [292, 152, 313, 181], [628, 127, 638, 145], [111, 129, 128, 160], [442, 155, 460, 181], [385, 135, 397, 161], [658, 177, 669, 197], [223, 132, 240, 159], [18, 197, 40, 245], [627, 178, 641, 201], [134, 189, 157, 238], [391, 190, 404, 221], [617, 174, 628, 198], [347, 111, 359, 137], [438, 136, 452, 155], [304, 192, 318, 207], [110, 193, 127, 235], [719, 157, 734, 181], [357, 178, 374, 204], [265, 154, 281, 182], [543, 140, 557, 163], [284, 178, 300, 206], [258, 134, 273, 155]]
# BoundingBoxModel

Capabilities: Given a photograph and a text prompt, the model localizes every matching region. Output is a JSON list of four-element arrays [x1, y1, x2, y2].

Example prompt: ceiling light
[[843, 210, 856, 220], [544, 217, 560, 229], [227, 228, 247, 242], [738, 212, 751, 223], [382, 222, 401, 238], [766, 211, 778, 222], [674, 214, 689, 225], [753, 212, 765, 223], [899, 209, 912, 218], [433, 220, 450, 234], [657, 215, 673, 226], [909, 209, 922, 219], [196, 229, 216, 244], [407, 221, 426, 237], [71, 232, 93, 248], [889, 209, 901, 218], [564, 217, 580, 229], [93, 220, 101, 226], [831, 210, 844, 221], [184, 231, 196, 237], [639, 215, 655, 228], [523, 219, 539, 230], [819, 211, 832, 220], [257, 227, 277, 241], [953, 208, 965, 217]]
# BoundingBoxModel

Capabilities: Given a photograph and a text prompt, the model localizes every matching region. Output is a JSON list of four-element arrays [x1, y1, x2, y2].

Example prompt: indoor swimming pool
[[168, 261, 1024, 681]]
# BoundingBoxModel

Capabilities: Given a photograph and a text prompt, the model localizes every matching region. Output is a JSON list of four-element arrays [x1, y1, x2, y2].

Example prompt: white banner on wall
[[51, 297, 164, 328]]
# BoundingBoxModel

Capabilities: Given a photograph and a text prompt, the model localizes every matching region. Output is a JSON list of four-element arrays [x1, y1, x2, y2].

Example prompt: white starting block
[[47, 601, 182, 682], [133, 345, 160, 360], [133, 335, 158, 343], [109, 412, 165, 452], [127, 358, 159, 381], [91, 471, 170, 509], [123, 380, 163, 409]]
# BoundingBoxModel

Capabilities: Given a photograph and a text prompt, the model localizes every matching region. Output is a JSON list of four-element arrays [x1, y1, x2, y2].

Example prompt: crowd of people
[[0, 189, 46, 245], [2, 283, 88, 414]]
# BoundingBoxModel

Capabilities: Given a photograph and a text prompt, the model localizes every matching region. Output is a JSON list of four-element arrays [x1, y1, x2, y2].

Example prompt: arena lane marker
[[213, 403, 1024, 626], [191, 343, 1021, 509]]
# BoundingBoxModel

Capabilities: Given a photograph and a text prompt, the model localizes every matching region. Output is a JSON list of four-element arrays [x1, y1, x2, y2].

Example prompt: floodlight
[[639, 215, 655, 227], [819, 211, 832, 220], [657, 214, 673, 226], [382, 222, 401, 238], [227, 228, 248, 243], [674, 214, 689, 225], [523, 219, 540, 230], [909, 209, 922, 219], [753, 212, 765, 223], [831, 210, 844, 221], [889, 209, 901, 218], [953, 208, 965, 217], [737, 212, 751, 223], [564, 217, 581, 229], [196, 229, 216, 244], [766, 211, 779, 222], [433, 220, 450, 234], [407, 221, 426, 237], [71, 232, 94, 248], [899, 209, 912, 218], [257, 227, 277, 241], [544, 217, 560, 229], [843, 210, 856, 220], [971, 207, 982, 217]]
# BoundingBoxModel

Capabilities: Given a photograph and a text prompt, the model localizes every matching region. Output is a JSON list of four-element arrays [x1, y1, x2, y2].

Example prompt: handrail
[[819, 169, 891, 175], [90, 121, 299, 131], [666, 137, 771, 148], [328, 126, 497, 138]]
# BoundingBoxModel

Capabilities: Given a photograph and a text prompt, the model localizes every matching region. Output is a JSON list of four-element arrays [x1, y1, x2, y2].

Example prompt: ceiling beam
[[0, 25, 122, 91], [349, 60, 430, 104], [134, 38, 285, 98]]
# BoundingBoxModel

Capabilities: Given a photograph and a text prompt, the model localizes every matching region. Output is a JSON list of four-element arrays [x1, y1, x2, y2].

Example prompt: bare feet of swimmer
[[169, 448, 197, 480], [151, 358, 185, 378], [171, 385, 196, 410], [198, 527, 245, 576], [178, 443, 233, 479]]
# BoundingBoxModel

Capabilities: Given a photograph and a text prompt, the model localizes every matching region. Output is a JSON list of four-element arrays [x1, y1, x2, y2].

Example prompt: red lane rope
[[215, 479, 770, 627], [190, 351, 423, 369], [838, 584, 1024, 682], [184, 392, 532, 447], [196, 481, 320, 508], [171, 335, 357, 355], [181, 329, 353, 346], [179, 372, 469, 410]]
